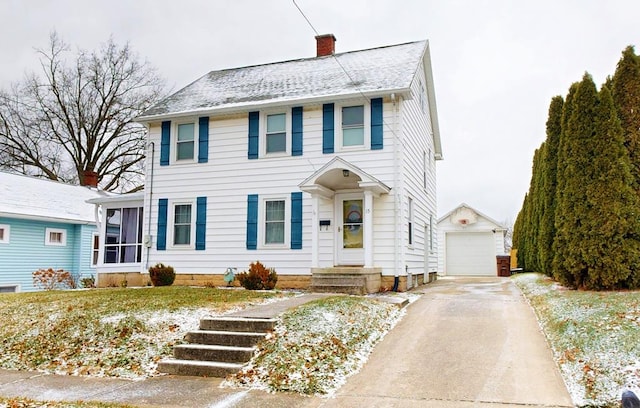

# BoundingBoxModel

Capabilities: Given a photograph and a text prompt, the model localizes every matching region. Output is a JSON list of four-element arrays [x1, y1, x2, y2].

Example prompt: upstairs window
[[176, 123, 195, 161], [342, 105, 364, 147], [173, 204, 192, 246], [266, 113, 287, 154]]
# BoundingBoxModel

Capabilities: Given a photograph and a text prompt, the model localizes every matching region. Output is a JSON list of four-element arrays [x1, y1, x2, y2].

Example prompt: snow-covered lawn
[[514, 273, 640, 407], [0, 286, 288, 380], [223, 295, 409, 395]]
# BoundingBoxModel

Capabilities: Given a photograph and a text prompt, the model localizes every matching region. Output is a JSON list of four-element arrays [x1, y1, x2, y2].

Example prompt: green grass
[[0, 287, 286, 378], [514, 273, 640, 407]]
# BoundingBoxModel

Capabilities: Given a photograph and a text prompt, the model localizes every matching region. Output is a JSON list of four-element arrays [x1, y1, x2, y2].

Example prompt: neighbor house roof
[[0, 172, 106, 224]]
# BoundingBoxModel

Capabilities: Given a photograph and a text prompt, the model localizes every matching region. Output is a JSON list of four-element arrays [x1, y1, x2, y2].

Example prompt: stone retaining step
[[157, 359, 243, 377], [185, 330, 267, 348], [199, 317, 277, 332]]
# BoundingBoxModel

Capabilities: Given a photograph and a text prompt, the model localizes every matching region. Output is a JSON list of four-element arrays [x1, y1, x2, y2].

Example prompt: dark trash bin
[[496, 255, 511, 277]]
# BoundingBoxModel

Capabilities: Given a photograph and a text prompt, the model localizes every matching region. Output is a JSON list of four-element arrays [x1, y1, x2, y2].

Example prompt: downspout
[[93, 202, 102, 287], [392, 93, 400, 291], [145, 140, 154, 271]]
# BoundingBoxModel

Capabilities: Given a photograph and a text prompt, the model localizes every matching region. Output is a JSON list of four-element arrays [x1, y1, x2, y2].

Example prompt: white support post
[[363, 190, 374, 268], [311, 194, 319, 267]]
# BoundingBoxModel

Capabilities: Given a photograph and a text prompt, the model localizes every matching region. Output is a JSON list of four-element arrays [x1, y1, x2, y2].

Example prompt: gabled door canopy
[[299, 157, 391, 198]]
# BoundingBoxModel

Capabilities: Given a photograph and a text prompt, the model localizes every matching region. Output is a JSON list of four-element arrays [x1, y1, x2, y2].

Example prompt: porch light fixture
[[343, 169, 350, 177]]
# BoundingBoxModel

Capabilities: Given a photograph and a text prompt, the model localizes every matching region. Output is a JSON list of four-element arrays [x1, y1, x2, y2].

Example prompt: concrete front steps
[[158, 316, 276, 377], [309, 267, 382, 295]]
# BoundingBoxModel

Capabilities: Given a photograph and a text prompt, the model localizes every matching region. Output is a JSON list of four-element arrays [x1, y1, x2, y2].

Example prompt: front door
[[336, 193, 364, 265]]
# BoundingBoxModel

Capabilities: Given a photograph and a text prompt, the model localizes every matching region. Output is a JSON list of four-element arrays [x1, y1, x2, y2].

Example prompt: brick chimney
[[316, 34, 336, 57], [81, 170, 99, 188]]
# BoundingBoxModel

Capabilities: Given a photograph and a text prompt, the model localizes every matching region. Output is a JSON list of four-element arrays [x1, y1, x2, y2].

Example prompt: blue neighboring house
[[0, 172, 106, 292]]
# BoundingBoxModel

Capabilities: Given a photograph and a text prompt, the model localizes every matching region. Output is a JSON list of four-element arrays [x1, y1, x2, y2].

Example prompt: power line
[[291, 0, 409, 149], [292, 0, 319, 36]]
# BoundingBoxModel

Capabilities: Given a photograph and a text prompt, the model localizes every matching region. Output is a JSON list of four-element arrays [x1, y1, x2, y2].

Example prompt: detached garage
[[437, 204, 507, 276]]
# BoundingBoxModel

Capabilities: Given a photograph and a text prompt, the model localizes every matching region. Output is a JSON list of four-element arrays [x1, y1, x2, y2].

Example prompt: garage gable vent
[[450, 206, 478, 227]]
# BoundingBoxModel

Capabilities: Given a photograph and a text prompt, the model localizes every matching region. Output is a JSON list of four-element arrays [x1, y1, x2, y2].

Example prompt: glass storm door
[[336, 194, 365, 265]]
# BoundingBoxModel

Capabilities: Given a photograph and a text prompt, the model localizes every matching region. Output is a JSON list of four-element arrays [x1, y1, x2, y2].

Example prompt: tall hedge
[[515, 46, 640, 289], [538, 96, 563, 275]]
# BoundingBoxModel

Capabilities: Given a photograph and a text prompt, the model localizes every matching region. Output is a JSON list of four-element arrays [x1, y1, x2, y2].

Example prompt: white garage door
[[445, 232, 496, 276]]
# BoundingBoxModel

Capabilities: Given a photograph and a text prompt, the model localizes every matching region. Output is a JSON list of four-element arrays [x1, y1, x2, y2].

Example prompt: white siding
[[397, 60, 439, 284], [143, 102, 400, 277]]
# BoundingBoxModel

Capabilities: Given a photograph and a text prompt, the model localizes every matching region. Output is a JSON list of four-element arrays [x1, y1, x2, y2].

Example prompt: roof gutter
[[0, 212, 95, 225], [135, 87, 413, 124]]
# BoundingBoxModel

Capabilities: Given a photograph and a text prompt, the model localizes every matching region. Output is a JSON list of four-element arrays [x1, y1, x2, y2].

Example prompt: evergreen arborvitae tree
[[538, 96, 564, 275], [612, 46, 640, 192], [526, 146, 545, 271], [553, 74, 600, 288], [580, 86, 640, 289], [552, 83, 579, 285], [513, 194, 528, 269]]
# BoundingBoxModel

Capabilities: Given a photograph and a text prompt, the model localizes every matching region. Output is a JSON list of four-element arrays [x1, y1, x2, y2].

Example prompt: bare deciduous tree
[[0, 32, 165, 192]]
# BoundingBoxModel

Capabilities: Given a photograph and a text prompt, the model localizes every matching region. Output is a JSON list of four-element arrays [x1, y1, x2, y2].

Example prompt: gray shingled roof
[[138, 40, 427, 120]]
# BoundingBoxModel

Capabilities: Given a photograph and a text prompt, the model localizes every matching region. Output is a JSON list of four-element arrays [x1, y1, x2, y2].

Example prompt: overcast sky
[[2, 0, 639, 224]]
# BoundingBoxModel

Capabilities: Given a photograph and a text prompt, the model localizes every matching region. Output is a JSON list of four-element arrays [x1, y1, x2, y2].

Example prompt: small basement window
[[0, 285, 18, 293], [45, 228, 67, 246], [0, 224, 9, 243]]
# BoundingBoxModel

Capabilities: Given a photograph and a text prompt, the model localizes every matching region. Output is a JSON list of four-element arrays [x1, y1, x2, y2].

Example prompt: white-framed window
[[260, 195, 290, 248], [261, 110, 290, 156], [91, 233, 100, 266], [175, 120, 197, 162], [337, 102, 370, 150], [45, 228, 67, 246], [0, 224, 9, 244], [104, 207, 144, 264], [172, 203, 193, 246], [408, 198, 414, 247], [266, 113, 287, 153]]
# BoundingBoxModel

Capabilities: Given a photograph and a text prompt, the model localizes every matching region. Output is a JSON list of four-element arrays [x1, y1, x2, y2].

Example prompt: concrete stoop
[[309, 267, 382, 295], [158, 316, 276, 377]]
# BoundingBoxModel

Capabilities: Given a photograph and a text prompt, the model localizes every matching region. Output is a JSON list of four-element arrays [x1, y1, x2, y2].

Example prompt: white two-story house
[[90, 35, 442, 292]]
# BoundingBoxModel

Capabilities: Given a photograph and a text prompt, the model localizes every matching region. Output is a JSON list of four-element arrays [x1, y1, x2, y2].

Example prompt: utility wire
[[291, 0, 410, 148]]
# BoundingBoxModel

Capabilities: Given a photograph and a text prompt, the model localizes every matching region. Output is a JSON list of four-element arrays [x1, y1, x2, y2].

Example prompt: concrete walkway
[[0, 278, 574, 407]]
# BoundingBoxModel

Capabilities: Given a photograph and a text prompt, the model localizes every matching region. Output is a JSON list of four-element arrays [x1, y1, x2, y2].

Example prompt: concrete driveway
[[316, 276, 574, 408]]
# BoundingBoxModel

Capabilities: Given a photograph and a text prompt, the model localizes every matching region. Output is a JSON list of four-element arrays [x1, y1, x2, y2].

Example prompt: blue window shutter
[[157, 198, 168, 250], [195, 196, 207, 250], [371, 98, 383, 150], [160, 121, 171, 166], [246, 194, 258, 250], [198, 117, 209, 163], [248, 111, 259, 159], [291, 192, 303, 249], [292, 107, 303, 156], [322, 103, 334, 154]]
